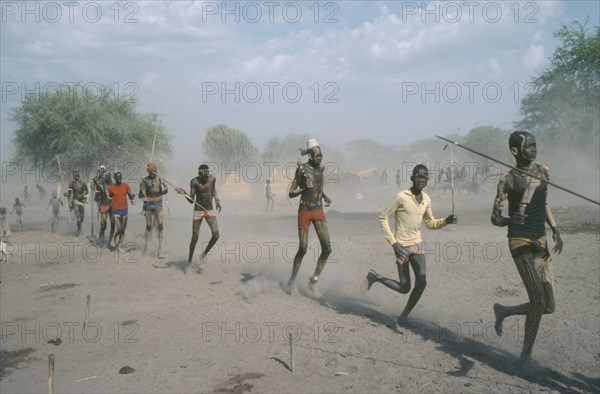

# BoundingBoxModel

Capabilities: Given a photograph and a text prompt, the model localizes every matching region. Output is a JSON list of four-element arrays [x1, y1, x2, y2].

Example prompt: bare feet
[[493, 303, 506, 336], [360, 270, 379, 294], [308, 275, 321, 298]]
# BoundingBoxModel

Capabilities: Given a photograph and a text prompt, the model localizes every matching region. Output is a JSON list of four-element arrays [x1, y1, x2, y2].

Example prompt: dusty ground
[[0, 180, 599, 393]]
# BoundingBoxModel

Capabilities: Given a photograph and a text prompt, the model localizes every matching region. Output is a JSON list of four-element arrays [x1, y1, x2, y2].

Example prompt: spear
[[435, 135, 600, 206], [56, 155, 71, 222], [443, 144, 455, 215], [116, 146, 210, 212]]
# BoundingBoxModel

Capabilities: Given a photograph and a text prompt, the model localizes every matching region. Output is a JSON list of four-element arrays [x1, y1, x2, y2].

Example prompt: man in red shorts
[[176, 164, 221, 272], [108, 172, 135, 251], [287, 138, 332, 297]]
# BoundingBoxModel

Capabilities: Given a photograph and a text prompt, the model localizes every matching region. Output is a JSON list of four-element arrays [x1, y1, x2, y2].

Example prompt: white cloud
[[524, 44, 545, 70]]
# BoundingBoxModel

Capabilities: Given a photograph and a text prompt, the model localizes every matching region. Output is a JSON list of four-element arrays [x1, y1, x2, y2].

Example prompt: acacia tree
[[262, 133, 310, 163], [202, 124, 258, 165], [516, 21, 600, 154], [11, 84, 172, 169]]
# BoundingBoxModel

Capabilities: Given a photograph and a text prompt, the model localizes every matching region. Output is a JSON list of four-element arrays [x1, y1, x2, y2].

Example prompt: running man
[[361, 164, 457, 324], [138, 162, 168, 257], [287, 138, 332, 297], [93, 166, 115, 246], [175, 164, 221, 270], [108, 172, 135, 251], [491, 130, 563, 363], [64, 170, 89, 236]]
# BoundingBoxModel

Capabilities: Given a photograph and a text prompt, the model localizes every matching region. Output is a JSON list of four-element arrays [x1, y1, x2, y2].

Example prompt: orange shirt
[[108, 183, 131, 210]]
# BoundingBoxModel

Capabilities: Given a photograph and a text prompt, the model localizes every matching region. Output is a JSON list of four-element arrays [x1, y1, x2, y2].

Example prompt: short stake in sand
[[48, 354, 55, 394], [83, 294, 91, 330], [289, 333, 295, 373]]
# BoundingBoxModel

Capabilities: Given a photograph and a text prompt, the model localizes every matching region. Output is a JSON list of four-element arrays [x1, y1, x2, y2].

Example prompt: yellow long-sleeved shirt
[[379, 189, 447, 246]]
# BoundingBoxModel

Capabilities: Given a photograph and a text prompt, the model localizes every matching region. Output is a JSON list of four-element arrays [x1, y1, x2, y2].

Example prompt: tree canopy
[[202, 124, 258, 165], [516, 21, 599, 155], [262, 133, 311, 163], [11, 84, 171, 170]]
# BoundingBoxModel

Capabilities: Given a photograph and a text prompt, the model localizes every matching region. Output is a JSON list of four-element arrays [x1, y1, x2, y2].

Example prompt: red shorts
[[297, 209, 327, 229], [193, 210, 214, 222]]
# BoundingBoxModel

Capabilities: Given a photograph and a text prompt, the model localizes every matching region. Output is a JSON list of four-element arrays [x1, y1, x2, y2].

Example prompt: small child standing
[[48, 191, 64, 233]]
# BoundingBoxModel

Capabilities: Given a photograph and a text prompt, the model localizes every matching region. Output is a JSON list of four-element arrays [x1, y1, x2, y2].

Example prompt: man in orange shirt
[[108, 172, 135, 251], [361, 164, 457, 324]]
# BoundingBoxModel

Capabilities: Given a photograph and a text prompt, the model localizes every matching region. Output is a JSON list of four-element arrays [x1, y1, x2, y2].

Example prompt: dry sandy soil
[[1, 179, 599, 393]]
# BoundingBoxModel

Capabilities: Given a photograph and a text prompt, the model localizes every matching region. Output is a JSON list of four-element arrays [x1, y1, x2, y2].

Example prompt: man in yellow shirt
[[361, 164, 457, 324]]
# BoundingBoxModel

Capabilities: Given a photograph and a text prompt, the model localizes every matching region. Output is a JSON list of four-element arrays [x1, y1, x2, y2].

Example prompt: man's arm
[[423, 198, 449, 229], [323, 192, 332, 207], [491, 174, 510, 227], [541, 165, 563, 254], [288, 166, 304, 199], [212, 177, 221, 213], [138, 178, 145, 199], [379, 194, 401, 245]]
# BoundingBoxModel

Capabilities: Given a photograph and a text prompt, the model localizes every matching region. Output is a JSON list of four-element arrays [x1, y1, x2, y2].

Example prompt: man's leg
[[362, 259, 412, 294], [202, 217, 220, 261], [156, 206, 164, 257], [288, 227, 309, 290], [398, 254, 427, 323], [494, 251, 555, 362], [188, 218, 202, 263], [76, 205, 84, 235], [107, 213, 115, 247], [143, 209, 153, 255], [99, 211, 107, 242], [308, 221, 332, 296]]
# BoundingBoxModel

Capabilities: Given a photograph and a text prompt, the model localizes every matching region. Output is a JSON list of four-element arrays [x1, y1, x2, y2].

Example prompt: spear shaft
[[435, 135, 600, 206]]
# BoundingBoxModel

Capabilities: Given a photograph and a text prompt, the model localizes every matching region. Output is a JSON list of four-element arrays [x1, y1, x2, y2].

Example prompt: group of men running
[[53, 131, 561, 364], [61, 164, 163, 255]]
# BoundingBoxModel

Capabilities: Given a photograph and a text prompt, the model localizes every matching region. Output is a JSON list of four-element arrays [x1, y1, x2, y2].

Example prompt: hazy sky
[[1, 1, 598, 168]]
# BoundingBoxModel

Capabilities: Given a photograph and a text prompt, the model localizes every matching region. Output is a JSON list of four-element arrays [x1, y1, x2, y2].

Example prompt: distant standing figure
[[0, 207, 11, 240], [36, 184, 46, 200], [265, 179, 275, 211], [48, 191, 63, 233], [396, 169, 401, 188], [21, 186, 31, 204], [11, 197, 25, 230]]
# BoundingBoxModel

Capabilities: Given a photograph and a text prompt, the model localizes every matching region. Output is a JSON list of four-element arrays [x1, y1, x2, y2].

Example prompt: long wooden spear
[[116, 146, 210, 212], [435, 135, 600, 206]]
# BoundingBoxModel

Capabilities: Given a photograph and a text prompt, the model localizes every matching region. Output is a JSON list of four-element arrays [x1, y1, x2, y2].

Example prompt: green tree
[[262, 133, 310, 163], [463, 125, 511, 168], [516, 21, 600, 154], [202, 124, 258, 164], [11, 84, 171, 169]]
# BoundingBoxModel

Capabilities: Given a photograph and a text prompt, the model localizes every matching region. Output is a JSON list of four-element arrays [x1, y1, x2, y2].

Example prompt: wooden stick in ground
[[83, 294, 90, 330], [289, 333, 295, 373], [48, 354, 55, 394]]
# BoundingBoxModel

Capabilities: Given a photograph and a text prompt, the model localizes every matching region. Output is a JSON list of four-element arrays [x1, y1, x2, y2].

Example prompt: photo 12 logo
[[1, 1, 140, 24], [199, 1, 340, 24], [1, 82, 139, 104], [201, 82, 339, 104], [401, 81, 535, 104], [399, 2, 540, 24]]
